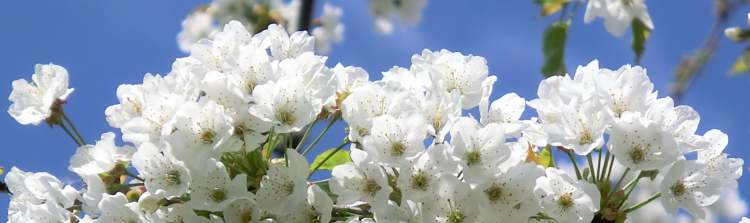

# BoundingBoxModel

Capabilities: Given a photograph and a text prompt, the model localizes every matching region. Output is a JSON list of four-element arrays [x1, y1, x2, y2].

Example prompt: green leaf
[[309, 149, 351, 171], [536, 145, 554, 168], [730, 49, 750, 75], [534, 0, 569, 16], [631, 19, 651, 64], [542, 21, 570, 77]]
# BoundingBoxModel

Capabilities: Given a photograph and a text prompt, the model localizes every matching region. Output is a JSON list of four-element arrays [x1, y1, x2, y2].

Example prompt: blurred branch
[[670, 0, 745, 103], [0, 181, 8, 194], [297, 0, 315, 31]]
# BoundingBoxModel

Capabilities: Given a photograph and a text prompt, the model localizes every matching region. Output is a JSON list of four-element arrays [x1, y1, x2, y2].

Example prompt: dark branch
[[0, 181, 9, 194], [297, 0, 315, 31]]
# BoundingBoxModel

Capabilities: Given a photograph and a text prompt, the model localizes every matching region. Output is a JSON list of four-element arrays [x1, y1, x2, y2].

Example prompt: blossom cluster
[[4, 20, 746, 223], [178, 0, 344, 54], [178, 0, 428, 54]]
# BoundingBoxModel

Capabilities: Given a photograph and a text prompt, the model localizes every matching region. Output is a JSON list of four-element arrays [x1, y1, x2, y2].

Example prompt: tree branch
[[0, 181, 9, 194], [297, 0, 315, 31], [670, 0, 744, 103]]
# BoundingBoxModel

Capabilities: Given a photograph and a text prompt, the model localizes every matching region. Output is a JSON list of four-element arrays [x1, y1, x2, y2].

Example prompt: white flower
[[69, 132, 135, 176], [608, 112, 680, 170], [255, 149, 309, 213], [8, 63, 74, 125], [131, 142, 191, 197], [5, 167, 78, 223], [369, 0, 427, 34], [645, 97, 704, 153], [474, 162, 544, 222], [742, 217, 750, 223], [371, 200, 423, 222], [164, 100, 235, 167], [330, 148, 392, 206], [528, 65, 608, 155], [396, 144, 456, 203], [95, 193, 145, 223], [79, 173, 106, 215], [584, 0, 654, 37], [660, 160, 722, 219], [480, 92, 526, 136], [223, 197, 259, 223], [177, 8, 218, 52], [329, 63, 370, 108], [256, 23, 314, 60], [534, 168, 600, 223], [249, 75, 319, 133], [411, 49, 496, 109], [340, 82, 416, 142], [312, 3, 344, 54], [361, 114, 427, 167], [591, 61, 657, 119], [188, 159, 248, 211], [421, 176, 479, 223], [448, 117, 510, 184], [696, 129, 744, 189]]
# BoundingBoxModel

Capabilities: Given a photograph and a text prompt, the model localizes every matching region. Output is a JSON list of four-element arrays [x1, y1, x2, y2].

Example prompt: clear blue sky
[[0, 1, 748, 222]]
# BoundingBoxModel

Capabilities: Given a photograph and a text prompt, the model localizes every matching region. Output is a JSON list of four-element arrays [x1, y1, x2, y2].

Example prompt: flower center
[[671, 181, 687, 197], [209, 187, 227, 202], [240, 210, 253, 223], [410, 170, 430, 191], [558, 192, 574, 209], [579, 128, 593, 145], [275, 109, 296, 126], [391, 142, 407, 156], [165, 170, 181, 186], [447, 208, 465, 223], [363, 179, 381, 197], [629, 144, 646, 164], [484, 183, 505, 203], [465, 150, 482, 166], [281, 181, 295, 196], [200, 128, 216, 144]]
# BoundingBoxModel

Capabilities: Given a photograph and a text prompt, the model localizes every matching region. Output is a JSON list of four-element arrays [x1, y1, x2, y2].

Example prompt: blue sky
[[0, 0, 748, 221]]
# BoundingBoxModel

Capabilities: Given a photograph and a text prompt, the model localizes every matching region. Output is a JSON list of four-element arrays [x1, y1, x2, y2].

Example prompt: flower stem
[[58, 122, 84, 146], [294, 120, 317, 152], [564, 149, 583, 180], [617, 173, 643, 209], [308, 140, 349, 178], [587, 154, 596, 183], [302, 118, 337, 156], [624, 193, 661, 213], [125, 171, 145, 182], [61, 111, 85, 145]]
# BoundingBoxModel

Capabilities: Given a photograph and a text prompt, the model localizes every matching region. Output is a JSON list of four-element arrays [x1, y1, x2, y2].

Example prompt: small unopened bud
[[126, 190, 142, 202], [138, 193, 163, 214], [725, 27, 742, 42], [99, 173, 116, 185]]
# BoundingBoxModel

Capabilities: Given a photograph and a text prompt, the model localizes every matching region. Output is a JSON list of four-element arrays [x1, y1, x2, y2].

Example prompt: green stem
[[596, 149, 603, 182], [624, 193, 661, 213], [294, 120, 317, 152], [61, 111, 85, 145], [605, 152, 615, 183], [587, 154, 596, 183], [618, 173, 643, 209], [125, 171, 145, 182], [564, 149, 582, 180], [308, 140, 349, 178], [58, 123, 84, 146], [609, 168, 630, 196], [302, 118, 337, 155], [599, 150, 609, 182]]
